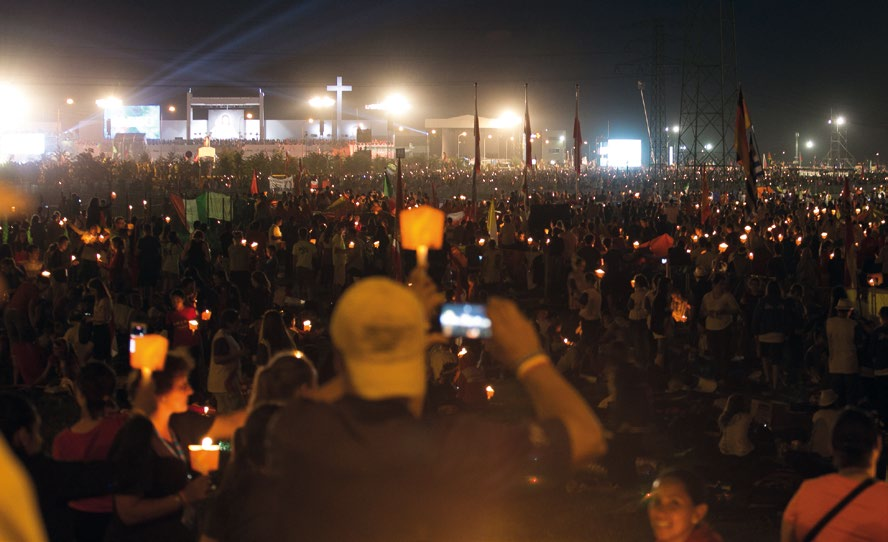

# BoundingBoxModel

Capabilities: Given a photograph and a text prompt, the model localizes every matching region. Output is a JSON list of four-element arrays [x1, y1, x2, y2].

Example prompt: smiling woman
[[646, 469, 724, 542]]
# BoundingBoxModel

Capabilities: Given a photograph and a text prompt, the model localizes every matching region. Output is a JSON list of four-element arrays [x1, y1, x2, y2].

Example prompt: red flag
[[573, 84, 582, 175], [700, 167, 711, 225], [524, 84, 532, 170], [250, 169, 259, 195]]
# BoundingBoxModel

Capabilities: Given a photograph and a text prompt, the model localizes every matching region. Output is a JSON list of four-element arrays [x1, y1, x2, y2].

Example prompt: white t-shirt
[[701, 291, 739, 331], [825, 316, 858, 374], [719, 412, 754, 457], [208, 329, 241, 394]]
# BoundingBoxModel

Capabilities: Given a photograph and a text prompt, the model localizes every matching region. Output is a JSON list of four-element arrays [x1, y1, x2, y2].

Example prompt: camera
[[438, 303, 492, 339]]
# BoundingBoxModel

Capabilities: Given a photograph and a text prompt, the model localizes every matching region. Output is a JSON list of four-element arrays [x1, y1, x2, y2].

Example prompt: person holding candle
[[106, 354, 246, 542]]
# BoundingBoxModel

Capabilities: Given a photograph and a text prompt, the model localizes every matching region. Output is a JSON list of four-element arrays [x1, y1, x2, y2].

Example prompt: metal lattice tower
[[677, 0, 738, 170], [826, 113, 854, 170], [650, 19, 667, 171]]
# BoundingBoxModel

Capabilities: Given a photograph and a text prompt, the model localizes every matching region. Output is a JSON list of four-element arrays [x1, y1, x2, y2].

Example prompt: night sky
[[1, 0, 887, 160]]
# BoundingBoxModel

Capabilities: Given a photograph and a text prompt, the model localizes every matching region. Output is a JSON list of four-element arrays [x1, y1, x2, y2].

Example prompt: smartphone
[[130, 322, 147, 354], [439, 303, 493, 339]]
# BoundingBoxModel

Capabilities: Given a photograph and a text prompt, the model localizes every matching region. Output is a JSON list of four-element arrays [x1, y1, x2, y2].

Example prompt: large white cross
[[326, 76, 352, 141]]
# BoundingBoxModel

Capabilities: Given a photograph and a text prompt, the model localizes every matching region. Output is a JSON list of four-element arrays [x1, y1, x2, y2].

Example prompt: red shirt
[[52, 413, 128, 513], [783, 474, 888, 541], [166, 307, 200, 348]]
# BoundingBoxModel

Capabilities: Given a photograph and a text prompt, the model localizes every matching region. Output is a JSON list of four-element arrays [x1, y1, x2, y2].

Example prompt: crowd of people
[[0, 168, 887, 541]]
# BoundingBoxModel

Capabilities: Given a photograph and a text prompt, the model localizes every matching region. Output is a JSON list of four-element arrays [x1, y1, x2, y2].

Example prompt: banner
[[268, 175, 294, 192]]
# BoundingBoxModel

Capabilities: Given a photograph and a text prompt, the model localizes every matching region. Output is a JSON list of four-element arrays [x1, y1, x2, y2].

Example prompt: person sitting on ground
[[806, 389, 841, 460], [781, 407, 888, 541], [717, 393, 754, 457], [0, 392, 113, 542], [52, 362, 129, 542], [647, 468, 724, 542]]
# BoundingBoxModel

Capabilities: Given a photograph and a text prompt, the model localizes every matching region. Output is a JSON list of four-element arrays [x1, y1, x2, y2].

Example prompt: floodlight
[[309, 96, 335, 108]]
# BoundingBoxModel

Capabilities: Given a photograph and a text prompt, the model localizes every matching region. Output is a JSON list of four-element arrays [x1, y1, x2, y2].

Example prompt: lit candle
[[796, 236, 803, 246], [250, 242, 259, 250], [739, 234, 748, 244], [348, 241, 355, 249], [240, 239, 247, 246], [478, 238, 486, 246], [40, 270, 51, 278], [594, 268, 605, 279], [527, 237, 534, 245], [165, 216, 171, 223], [188, 319, 199, 333], [303, 320, 312, 332], [111, 191, 117, 199], [188, 437, 221, 476], [821, 232, 828, 240], [632, 241, 640, 250], [748, 251, 754, 261], [485, 385, 495, 401], [201, 310, 211, 321], [718, 242, 728, 253]]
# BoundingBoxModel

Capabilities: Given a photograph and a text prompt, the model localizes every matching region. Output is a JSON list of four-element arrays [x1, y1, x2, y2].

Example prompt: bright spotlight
[[0, 83, 29, 129], [95, 97, 122, 108], [65, 98, 75, 105], [805, 140, 814, 149], [308, 96, 335, 108], [704, 143, 713, 151], [672, 125, 679, 133], [366, 94, 411, 115], [836, 116, 846, 126], [494, 111, 520, 128], [559, 135, 565, 142], [168, 105, 176, 112]]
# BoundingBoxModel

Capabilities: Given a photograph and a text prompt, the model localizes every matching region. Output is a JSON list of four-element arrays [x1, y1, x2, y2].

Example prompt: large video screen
[[104, 106, 160, 139], [600, 139, 642, 168], [208, 110, 245, 140]]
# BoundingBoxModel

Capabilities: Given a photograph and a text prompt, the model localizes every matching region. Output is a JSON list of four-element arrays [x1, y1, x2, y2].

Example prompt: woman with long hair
[[255, 310, 296, 368], [52, 362, 129, 541]]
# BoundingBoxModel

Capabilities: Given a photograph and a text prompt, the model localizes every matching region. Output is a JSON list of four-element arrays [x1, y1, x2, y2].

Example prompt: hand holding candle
[[188, 437, 220, 475], [400, 205, 445, 269]]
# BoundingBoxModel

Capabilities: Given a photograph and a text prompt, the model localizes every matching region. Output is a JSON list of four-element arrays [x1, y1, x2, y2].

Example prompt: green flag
[[383, 170, 394, 198]]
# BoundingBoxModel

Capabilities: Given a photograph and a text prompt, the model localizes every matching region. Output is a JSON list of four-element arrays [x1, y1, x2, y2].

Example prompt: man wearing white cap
[[825, 298, 860, 406], [261, 271, 607, 541]]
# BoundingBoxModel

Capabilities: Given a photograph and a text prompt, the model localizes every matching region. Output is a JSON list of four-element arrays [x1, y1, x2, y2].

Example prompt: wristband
[[515, 352, 550, 379]]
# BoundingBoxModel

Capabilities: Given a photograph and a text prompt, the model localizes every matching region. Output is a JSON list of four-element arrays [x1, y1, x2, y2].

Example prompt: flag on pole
[[250, 169, 259, 195], [573, 84, 582, 175], [473, 85, 481, 176], [735, 88, 764, 206], [524, 84, 532, 171], [487, 200, 497, 239], [471, 83, 480, 220], [383, 168, 394, 198]]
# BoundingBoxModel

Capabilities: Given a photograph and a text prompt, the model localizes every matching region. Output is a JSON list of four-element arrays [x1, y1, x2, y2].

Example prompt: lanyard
[[155, 427, 187, 463]]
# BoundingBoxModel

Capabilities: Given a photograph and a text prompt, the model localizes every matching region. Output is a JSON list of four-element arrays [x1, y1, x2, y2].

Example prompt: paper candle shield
[[400, 205, 445, 251], [129, 334, 169, 373]]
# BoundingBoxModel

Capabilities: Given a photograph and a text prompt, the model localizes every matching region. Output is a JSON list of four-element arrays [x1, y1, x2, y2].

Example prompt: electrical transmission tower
[[677, 0, 738, 170], [616, 17, 679, 173]]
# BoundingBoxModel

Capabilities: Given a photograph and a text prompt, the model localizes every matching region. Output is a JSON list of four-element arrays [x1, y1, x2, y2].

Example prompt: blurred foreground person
[[259, 271, 607, 541], [781, 408, 888, 541]]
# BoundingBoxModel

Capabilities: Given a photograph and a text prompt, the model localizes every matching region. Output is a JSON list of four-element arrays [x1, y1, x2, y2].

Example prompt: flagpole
[[523, 83, 531, 221], [471, 82, 479, 222], [574, 83, 581, 198]]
